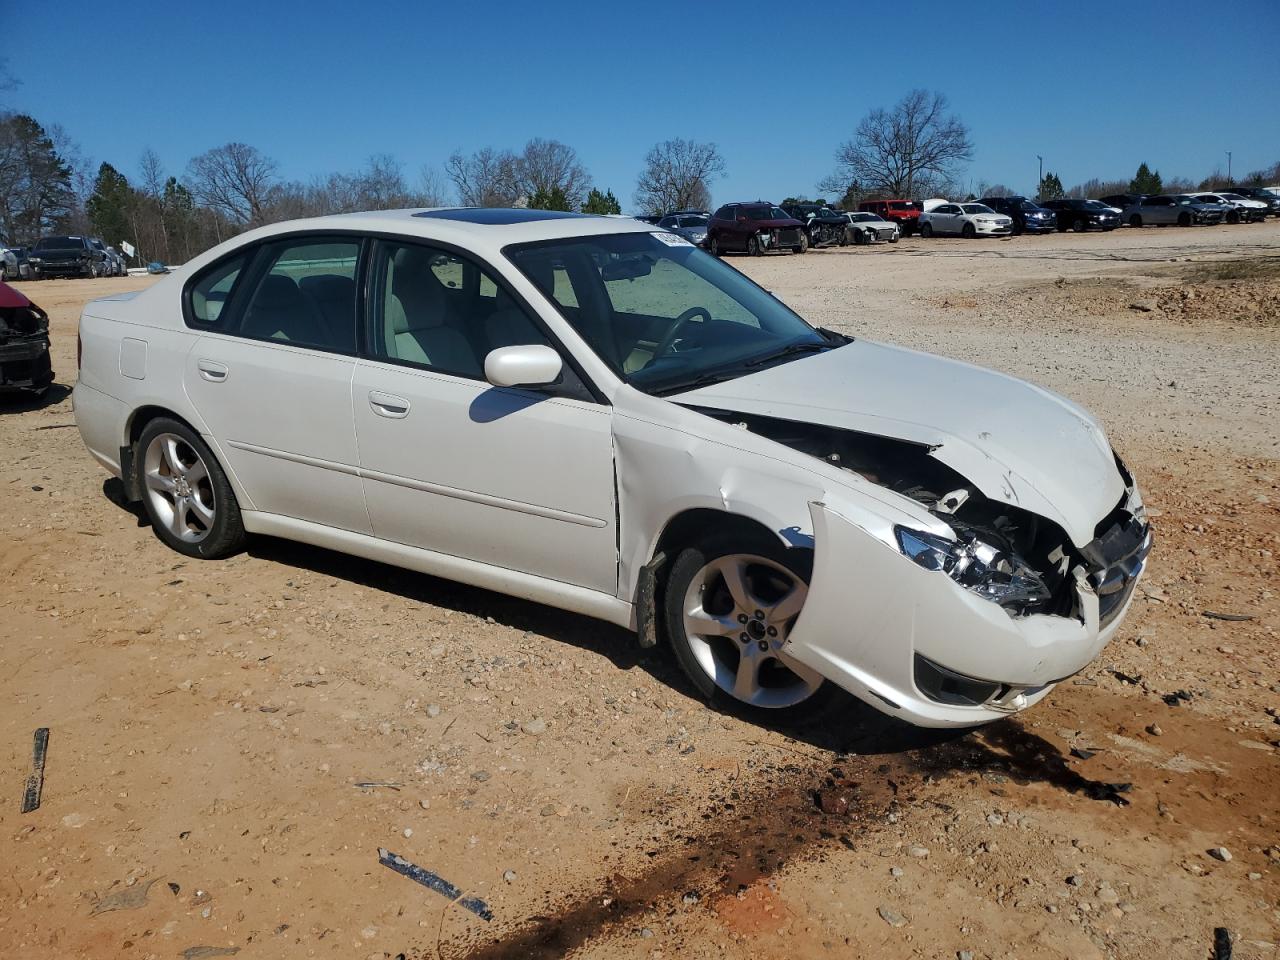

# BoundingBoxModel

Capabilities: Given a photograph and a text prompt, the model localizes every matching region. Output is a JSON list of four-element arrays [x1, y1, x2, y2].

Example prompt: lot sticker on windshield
[[652, 232, 693, 247]]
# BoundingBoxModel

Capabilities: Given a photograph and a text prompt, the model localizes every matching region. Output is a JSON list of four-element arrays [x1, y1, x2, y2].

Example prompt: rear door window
[[235, 239, 361, 352], [188, 253, 249, 328]]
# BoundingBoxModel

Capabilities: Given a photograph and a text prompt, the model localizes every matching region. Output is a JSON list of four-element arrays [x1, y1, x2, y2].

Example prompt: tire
[[962, 222, 976, 239], [663, 532, 830, 715], [1177, 212, 1191, 227], [747, 234, 762, 257], [1072, 218, 1086, 233], [135, 417, 246, 559], [889, 233, 899, 243], [1129, 214, 1142, 228], [1226, 210, 1240, 224], [792, 232, 808, 255], [921, 222, 934, 238], [708, 234, 721, 257]]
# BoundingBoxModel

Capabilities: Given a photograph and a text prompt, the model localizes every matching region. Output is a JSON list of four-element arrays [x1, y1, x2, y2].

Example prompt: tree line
[[3, 83, 1277, 267]]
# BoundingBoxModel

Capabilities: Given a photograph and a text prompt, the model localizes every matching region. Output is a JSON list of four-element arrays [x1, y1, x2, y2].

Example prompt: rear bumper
[[784, 501, 1148, 728], [72, 380, 129, 475]]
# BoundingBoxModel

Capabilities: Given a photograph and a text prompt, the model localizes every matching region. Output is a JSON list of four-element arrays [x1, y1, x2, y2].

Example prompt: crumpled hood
[[674, 340, 1125, 547]]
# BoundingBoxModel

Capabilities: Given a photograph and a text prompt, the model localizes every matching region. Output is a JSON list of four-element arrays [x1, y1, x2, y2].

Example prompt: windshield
[[506, 233, 830, 396], [1016, 200, 1041, 211], [677, 215, 708, 228], [887, 201, 916, 210], [35, 237, 86, 251], [962, 204, 996, 215], [850, 213, 882, 222]]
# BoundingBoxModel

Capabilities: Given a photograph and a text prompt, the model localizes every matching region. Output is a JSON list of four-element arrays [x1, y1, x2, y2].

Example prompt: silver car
[[656, 213, 710, 248], [842, 212, 900, 243], [1127, 194, 1226, 227]]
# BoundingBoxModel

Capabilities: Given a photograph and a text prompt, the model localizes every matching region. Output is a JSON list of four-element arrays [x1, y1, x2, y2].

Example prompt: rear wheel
[[135, 417, 246, 559], [664, 534, 827, 714]]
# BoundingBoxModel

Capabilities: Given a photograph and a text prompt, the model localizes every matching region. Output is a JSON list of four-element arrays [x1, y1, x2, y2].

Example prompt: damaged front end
[[0, 286, 54, 394], [693, 408, 1152, 725]]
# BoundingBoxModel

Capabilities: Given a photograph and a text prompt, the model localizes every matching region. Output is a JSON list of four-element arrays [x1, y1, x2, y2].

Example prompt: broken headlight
[[895, 526, 1052, 614]]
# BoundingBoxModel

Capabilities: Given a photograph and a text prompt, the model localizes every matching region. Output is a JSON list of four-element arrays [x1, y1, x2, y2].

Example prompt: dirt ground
[[2, 222, 1278, 960]]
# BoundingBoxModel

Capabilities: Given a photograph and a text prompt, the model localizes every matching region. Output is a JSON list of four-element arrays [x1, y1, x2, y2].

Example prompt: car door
[[1142, 197, 1170, 224], [351, 239, 617, 593], [183, 236, 371, 533]]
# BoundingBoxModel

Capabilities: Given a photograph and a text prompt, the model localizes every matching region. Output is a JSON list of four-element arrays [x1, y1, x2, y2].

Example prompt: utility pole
[[1226, 151, 1232, 184], [1037, 155, 1043, 196]]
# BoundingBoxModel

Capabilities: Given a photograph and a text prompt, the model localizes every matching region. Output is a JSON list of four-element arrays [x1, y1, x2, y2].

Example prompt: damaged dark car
[[0, 281, 54, 396]]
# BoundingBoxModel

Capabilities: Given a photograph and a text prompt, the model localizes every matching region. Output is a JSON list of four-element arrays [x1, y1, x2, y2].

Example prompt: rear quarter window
[[187, 253, 250, 328]]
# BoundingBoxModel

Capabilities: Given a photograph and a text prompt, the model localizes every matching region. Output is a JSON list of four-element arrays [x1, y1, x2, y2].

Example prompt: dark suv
[[1039, 198, 1121, 232], [781, 202, 850, 246], [29, 235, 109, 279], [706, 203, 808, 256], [979, 196, 1057, 234]]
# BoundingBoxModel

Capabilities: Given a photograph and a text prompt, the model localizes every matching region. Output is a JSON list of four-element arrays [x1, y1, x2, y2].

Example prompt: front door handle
[[197, 359, 229, 382], [369, 391, 410, 418]]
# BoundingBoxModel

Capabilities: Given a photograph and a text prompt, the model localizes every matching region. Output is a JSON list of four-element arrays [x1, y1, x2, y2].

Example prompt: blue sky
[[5, 0, 1278, 209]]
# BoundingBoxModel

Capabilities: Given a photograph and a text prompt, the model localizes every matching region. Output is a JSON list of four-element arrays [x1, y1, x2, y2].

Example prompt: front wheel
[[664, 536, 827, 713], [921, 222, 934, 238], [1177, 212, 1191, 227], [747, 234, 762, 256], [792, 232, 808, 254], [708, 234, 721, 257], [1072, 218, 1086, 232], [135, 417, 247, 559], [1129, 214, 1143, 227], [962, 222, 976, 239]]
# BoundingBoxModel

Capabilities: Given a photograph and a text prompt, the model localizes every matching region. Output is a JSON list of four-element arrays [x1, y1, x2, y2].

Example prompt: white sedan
[[73, 208, 1150, 727], [919, 200, 1014, 238]]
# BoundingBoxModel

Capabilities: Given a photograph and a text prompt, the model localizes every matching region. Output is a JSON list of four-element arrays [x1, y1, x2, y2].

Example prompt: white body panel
[[73, 208, 1147, 729]]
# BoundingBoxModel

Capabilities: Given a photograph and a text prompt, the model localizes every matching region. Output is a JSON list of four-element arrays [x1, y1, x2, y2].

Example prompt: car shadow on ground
[[238, 533, 962, 757], [0, 382, 71, 413]]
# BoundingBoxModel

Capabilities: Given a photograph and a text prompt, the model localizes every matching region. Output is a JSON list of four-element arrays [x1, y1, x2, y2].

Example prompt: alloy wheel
[[680, 553, 823, 709], [143, 432, 216, 543]]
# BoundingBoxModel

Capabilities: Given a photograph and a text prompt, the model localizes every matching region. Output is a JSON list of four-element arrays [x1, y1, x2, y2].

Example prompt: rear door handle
[[197, 359, 229, 382], [369, 391, 410, 418]]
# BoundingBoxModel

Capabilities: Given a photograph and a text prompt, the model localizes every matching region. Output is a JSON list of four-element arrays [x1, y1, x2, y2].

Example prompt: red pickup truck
[[857, 199, 922, 236]]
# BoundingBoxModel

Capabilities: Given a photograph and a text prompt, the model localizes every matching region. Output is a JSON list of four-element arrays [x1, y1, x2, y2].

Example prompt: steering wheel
[[652, 307, 712, 359]]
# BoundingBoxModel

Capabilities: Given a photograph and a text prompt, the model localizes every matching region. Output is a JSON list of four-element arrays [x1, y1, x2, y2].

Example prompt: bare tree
[[417, 165, 450, 207], [633, 138, 726, 215], [975, 181, 1015, 198], [820, 90, 972, 200], [186, 142, 280, 225], [515, 138, 590, 210], [445, 147, 520, 207]]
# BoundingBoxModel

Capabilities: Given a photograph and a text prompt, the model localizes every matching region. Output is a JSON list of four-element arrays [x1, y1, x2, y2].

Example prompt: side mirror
[[484, 344, 563, 388]]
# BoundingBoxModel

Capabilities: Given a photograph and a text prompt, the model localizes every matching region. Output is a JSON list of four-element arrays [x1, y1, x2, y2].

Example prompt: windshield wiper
[[742, 341, 832, 368], [648, 369, 746, 397]]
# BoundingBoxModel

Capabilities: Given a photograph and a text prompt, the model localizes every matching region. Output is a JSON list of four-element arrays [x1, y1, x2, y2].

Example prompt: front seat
[[385, 248, 480, 375], [484, 289, 546, 350]]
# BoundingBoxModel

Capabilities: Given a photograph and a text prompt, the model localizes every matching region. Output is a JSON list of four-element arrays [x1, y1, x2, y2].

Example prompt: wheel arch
[[121, 405, 231, 504]]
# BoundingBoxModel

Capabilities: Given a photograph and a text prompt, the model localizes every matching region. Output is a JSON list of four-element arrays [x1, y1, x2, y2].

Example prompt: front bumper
[[0, 337, 54, 392], [784, 501, 1150, 727], [973, 221, 1013, 235], [32, 260, 91, 277]]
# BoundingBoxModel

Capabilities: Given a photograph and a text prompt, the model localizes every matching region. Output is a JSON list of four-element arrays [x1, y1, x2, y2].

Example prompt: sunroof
[[413, 208, 594, 225]]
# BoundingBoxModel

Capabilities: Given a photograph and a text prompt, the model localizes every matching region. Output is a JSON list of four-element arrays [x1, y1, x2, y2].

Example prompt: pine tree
[[528, 185, 571, 211], [581, 187, 621, 215], [1037, 172, 1065, 201], [86, 162, 135, 249], [1129, 162, 1163, 195]]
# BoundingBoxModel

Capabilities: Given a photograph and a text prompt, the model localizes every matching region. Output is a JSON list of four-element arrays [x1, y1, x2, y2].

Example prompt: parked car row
[[22, 235, 128, 279]]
